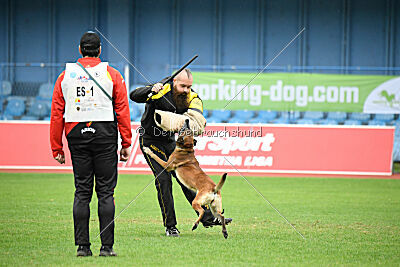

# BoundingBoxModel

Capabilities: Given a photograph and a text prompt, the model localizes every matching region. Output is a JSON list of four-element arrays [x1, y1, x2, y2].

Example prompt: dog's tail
[[214, 173, 227, 193]]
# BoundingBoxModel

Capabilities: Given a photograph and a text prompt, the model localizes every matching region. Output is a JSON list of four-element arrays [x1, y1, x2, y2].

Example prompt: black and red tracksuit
[[50, 57, 132, 247]]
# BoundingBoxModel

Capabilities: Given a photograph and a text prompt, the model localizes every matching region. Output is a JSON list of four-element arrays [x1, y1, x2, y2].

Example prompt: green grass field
[[1, 173, 399, 266]]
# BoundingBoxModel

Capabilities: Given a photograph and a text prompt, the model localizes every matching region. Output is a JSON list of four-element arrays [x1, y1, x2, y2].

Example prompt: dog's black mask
[[177, 119, 196, 147]]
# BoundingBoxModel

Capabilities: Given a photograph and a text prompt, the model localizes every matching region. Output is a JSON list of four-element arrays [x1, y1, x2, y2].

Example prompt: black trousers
[[139, 136, 214, 227], [68, 142, 118, 246]]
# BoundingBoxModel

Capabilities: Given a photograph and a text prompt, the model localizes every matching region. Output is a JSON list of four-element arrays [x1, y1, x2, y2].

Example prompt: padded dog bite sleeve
[[154, 109, 206, 136]]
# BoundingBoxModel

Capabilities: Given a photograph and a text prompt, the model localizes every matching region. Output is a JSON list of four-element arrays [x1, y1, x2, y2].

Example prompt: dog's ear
[[193, 139, 197, 146]]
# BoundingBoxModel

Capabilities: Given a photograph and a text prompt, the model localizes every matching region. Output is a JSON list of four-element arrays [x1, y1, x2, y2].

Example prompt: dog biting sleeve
[[154, 109, 206, 136]]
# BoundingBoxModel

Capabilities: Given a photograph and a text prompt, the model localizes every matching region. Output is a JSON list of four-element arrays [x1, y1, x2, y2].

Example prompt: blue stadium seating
[[0, 114, 14, 120], [303, 111, 324, 121], [0, 100, 3, 113], [368, 120, 386, 126], [393, 139, 400, 161], [1, 81, 12, 97], [207, 110, 231, 122], [37, 83, 53, 101], [129, 103, 141, 121], [206, 117, 222, 123], [281, 111, 301, 122], [374, 114, 394, 122], [248, 118, 264, 124], [4, 97, 25, 117], [137, 103, 145, 114], [27, 99, 49, 118], [20, 115, 39, 120], [230, 110, 254, 123], [202, 109, 209, 118], [271, 117, 290, 124], [327, 112, 347, 123], [349, 113, 371, 123], [318, 119, 338, 125], [296, 119, 314, 125], [229, 117, 248, 123], [257, 110, 278, 122], [43, 116, 51, 121], [343, 120, 362, 125]]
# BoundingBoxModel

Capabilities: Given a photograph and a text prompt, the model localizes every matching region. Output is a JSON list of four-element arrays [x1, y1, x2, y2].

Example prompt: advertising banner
[[0, 122, 394, 176], [192, 72, 400, 113]]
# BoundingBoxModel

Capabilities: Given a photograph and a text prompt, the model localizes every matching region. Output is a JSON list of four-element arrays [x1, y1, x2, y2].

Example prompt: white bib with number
[[61, 62, 114, 122]]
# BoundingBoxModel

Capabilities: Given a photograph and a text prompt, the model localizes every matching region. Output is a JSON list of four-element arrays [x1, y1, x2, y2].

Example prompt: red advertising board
[[0, 121, 395, 176]]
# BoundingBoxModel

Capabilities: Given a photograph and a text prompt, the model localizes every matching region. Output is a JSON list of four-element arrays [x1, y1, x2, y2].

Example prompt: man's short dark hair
[[80, 31, 101, 57]]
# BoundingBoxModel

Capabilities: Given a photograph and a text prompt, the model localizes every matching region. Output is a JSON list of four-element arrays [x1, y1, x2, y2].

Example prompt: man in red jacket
[[50, 32, 132, 257]]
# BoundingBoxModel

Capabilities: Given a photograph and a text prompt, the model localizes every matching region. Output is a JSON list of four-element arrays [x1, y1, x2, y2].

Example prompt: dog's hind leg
[[210, 196, 228, 239], [191, 197, 205, 231]]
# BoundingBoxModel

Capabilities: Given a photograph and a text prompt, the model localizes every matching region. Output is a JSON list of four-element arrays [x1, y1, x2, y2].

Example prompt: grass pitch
[[0, 173, 399, 266]]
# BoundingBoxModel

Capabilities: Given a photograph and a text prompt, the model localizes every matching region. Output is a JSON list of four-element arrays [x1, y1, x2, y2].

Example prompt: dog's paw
[[142, 147, 152, 155], [192, 223, 198, 231], [222, 230, 228, 239]]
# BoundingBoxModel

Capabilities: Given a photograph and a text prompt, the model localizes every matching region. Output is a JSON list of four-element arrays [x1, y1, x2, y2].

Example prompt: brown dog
[[143, 120, 229, 238]]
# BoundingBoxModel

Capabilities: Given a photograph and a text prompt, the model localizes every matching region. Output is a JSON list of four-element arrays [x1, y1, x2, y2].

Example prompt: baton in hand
[[147, 55, 198, 98]]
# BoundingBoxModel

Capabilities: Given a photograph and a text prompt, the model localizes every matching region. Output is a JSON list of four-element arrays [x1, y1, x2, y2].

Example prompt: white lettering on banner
[[196, 133, 275, 155], [193, 80, 261, 106], [193, 79, 359, 107], [196, 156, 242, 166], [244, 156, 273, 167]]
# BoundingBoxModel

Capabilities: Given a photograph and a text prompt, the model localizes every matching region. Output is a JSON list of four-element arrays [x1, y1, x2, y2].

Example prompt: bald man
[[130, 69, 232, 237]]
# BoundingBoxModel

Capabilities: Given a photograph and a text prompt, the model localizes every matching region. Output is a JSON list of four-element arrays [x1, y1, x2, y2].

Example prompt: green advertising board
[[191, 72, 400, 113]]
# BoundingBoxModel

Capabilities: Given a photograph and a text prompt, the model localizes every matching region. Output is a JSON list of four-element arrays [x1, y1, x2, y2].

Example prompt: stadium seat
[[206, 117, 222, 123], [4, 97, 25, 117], [368, 120, 386, 126], [343, 120, 362, 125], [129, 104, 141, 121], [271, 117, 290, 124], [374, 114, 394, 122], [296, 119, 314, 125], [257, 110, 278, 122], [303, 111, 324, 121], [207, 110, 231, 122], [0, 99, 3, 113], [327, 112, 347, 123], [1, 81, 12, 97], [37, 83, 53, 101], [229, 117, 248, 123], [318, 119, 338, 125], [27, 99, 50, 118], [393, 139, 400, 161], [248, 118, 264, 124], [20, 115, 39, 121], [280, 111, 301, 122], [132, 115, 141, 122], [349, 112, 371, 123], [0, 114, 14, 120], [230, 110, 254, 122], [136, 103, 145, 115]]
